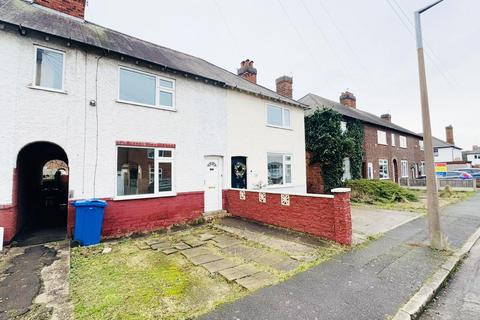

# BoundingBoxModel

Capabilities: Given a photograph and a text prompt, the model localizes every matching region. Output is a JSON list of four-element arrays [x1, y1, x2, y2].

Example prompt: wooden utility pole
[[415, 0, 447, 250]]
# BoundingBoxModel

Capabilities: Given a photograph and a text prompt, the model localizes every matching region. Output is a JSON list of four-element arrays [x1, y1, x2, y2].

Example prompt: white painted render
[[434, 147, 463, 163], [226, 90, 307, 193], [466, 153, 480, 166], [0, 29, 307, 206]]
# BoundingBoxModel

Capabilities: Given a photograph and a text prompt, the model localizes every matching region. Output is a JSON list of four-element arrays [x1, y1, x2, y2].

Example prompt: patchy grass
[[352, 189, 476, 213], [70, 237, 245, 320], [70, 225, 345, 319]]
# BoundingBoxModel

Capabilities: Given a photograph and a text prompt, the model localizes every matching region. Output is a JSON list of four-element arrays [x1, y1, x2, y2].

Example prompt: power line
[[385, 0, 455, 86], [212, 0, 242, 56]]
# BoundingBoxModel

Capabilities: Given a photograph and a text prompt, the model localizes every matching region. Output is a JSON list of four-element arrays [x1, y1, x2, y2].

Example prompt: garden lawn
[[70, 237, 244, 320]]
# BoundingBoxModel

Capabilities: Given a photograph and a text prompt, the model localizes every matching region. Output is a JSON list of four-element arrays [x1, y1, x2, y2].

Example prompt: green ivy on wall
[[305, 108, 364, 192]]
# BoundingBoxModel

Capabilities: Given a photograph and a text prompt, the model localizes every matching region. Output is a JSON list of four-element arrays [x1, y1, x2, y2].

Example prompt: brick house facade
[[300, 92, 425, 193]]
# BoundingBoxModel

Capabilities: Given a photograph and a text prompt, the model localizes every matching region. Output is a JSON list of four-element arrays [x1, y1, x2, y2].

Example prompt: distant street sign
[[435, 163, 447, 177]]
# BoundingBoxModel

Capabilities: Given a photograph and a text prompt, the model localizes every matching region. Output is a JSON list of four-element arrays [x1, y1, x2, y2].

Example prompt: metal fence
[[400, 178, 477, 191]]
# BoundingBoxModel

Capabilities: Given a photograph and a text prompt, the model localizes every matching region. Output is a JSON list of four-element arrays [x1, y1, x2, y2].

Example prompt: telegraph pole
[[415, 0, 447, 250]]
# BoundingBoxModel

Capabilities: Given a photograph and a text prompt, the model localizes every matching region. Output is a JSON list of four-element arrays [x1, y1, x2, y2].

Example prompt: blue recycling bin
[[72, 199, 107, 246]]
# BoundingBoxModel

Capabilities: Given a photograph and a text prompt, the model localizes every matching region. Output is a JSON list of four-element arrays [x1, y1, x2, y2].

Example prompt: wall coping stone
[[331, 188, 351, 193], [229, 188, 334, 199]]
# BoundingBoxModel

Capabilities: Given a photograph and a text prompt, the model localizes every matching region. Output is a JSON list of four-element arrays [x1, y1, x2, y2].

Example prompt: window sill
[[113, 192, 177, 201], [265, 184, 293, 189], [266, 124, 293, 131], [116, 99, 176, 112], [27, 85, 67, 94]]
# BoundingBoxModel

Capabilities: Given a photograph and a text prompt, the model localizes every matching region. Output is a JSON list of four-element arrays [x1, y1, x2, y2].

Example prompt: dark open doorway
[[15, 142, 69, 245], [392, 159, 399, 184]]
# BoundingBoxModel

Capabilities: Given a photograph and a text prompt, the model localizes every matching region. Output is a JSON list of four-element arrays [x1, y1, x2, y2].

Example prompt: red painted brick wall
[[67, 191, 204, 239], [223, 189, 352, 245], [0, 205, 17, 243], [35, 0, 85, 19]]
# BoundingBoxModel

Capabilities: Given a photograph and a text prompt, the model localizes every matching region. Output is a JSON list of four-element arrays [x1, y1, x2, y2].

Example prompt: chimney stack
[[34, 0, 86, 19], [275, 76, 293, 99], [237, 59, 257, 84], [472, 145, 479, 151], [339, 91, 356, 108], [381, 114, 392, 123], [446, 125, 455, 145]]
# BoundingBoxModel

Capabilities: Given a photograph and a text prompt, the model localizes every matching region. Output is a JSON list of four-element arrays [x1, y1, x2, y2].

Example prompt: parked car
[[456, 168, 480, 179], [439, 171, 473, 180]]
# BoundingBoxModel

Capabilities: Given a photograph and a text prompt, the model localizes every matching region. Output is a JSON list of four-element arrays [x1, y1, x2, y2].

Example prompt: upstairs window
[[119, 67, 175, 109], [377, 130, 387, 145], [340, 121, 347, 133], [391, 133, 396, 146], [419, 140, 424, 150], [267, 105, 291, 129], [400, 136, 407, 148], [34, 46, 65, 91]]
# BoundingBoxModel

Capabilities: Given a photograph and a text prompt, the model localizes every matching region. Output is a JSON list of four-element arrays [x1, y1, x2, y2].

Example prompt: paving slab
[[189, 254, 223, 266], [162, 248, 178, 255], [218, 264, 260, 281], [222, 245, 259, 260], [235, 271, 278, 291], [199, 233, 216, 241], [202, 259, 240, 273], [150, 242, 171, 250], [181, 247, 213, 259], [183, 238, 205, 248], [145, 239, 164, 246], [213, 235, 243, 249], [173, 242, 191, 250]]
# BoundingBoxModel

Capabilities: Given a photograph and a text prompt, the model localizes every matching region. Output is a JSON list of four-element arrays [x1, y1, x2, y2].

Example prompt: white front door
[[204, 157, 222, 212]]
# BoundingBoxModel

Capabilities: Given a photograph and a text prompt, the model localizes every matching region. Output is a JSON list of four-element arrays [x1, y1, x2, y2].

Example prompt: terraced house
[[0, 0, 308, 243], [301, 91, 425, 193]]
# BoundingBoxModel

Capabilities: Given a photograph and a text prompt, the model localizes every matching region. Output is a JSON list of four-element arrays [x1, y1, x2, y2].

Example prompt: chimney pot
[[34, 0, 86, 19], [237, 59, 257, 84], [275, 75, 293, 99], [446, 125, 455, 145], [340, 91, 356, 108], [381, 113, 392, 123]]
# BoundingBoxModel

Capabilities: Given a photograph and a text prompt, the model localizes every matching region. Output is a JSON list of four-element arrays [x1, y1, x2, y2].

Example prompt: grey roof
[[431, 136, 461, 149], [299, 93, 422, 138], [0, 0, 303, 107]]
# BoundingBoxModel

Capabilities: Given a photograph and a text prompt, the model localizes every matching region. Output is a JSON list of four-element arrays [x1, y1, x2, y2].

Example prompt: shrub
[[346, 179, 418, 204]]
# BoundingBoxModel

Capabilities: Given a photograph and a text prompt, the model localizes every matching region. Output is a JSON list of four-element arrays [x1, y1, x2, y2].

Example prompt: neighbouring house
[[0, 0, 309, 243], [463, 146, 480, 167], [422, 125, 463, 164], [300, 92, 425, 193]]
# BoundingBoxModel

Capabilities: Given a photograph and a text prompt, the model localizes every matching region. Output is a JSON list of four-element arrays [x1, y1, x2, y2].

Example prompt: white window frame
[[367, 162, 374, 179], [401, 160, 409, 178], [267, 153, 293, 187], [391, 133, 396, 146], [340, 121, 347, 133], [379, 159, 389, 179], [342, 157, 351, 181], [117, 66, 176, 111], [399, 136, 407, 149], [419, 140, 424, 150], [32, 45, 66, 92], [420, 161, 425, 176], [115, 145, 176, 200], [377, 130, 387, 145], [266, 105, 291, 129]]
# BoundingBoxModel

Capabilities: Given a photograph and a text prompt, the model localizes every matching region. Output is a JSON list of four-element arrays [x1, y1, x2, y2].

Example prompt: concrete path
[[200, 193, 480, 320], [419, 238, 480, 320], [0, 234, 72, 320], [351, 207, 420, 244]]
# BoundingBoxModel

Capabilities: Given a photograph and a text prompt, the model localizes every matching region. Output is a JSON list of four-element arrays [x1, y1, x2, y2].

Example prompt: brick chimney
[[34, 0, 86, 19], [381, 114, 391, 123], [473, 145, 480, 151], [340, 91, 356, 108], [446, 125, 455, 145], [275, 76, 293, 99], [237, 59, 257, 84]]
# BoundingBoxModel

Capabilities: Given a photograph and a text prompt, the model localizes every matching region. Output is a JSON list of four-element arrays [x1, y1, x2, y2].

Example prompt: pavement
[[200, 192, 480, 320], [419, 238, 480, 320], [351, 207, 420, 244]]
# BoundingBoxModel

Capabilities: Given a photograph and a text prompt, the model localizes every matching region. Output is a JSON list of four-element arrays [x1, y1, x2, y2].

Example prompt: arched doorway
[[392, 159, 399, 183], [16, 142, 69, 243]]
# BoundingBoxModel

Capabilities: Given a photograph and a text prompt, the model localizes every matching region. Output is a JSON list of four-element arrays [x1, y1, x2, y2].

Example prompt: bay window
[[117, 146, 174, 198]]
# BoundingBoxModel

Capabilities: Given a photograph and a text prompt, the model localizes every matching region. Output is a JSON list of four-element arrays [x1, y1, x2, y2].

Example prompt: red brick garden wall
[[223, 189, 352, 245], [67, 191, 204, 239]]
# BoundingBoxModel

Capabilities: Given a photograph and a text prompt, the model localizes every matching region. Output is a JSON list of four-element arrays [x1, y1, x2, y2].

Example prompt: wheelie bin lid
[[72, 199, 108, 208]]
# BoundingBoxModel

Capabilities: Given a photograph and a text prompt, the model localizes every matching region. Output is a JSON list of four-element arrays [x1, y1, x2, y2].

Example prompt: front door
[[204, 157, 222, 212], [231, 156, 247, 189]]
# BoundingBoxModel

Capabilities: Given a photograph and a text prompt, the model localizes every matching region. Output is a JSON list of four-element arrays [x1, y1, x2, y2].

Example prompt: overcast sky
[[86, 0, 479, 150]]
